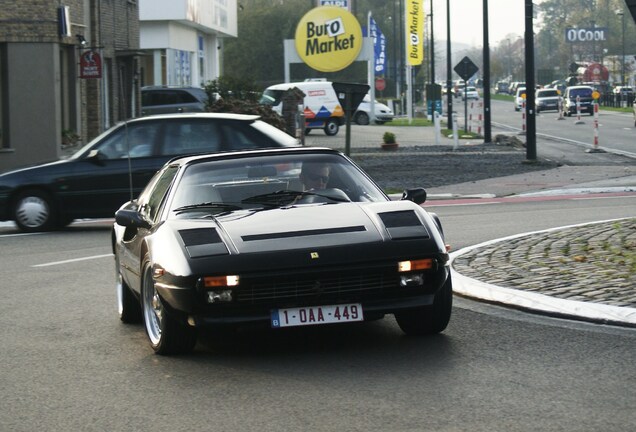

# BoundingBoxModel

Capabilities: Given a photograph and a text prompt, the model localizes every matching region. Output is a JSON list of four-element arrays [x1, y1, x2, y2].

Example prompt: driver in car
[[299, 162, 330, 190]]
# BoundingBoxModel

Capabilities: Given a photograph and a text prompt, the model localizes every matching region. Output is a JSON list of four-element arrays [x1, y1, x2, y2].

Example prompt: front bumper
[[156, 258, 449, 327]]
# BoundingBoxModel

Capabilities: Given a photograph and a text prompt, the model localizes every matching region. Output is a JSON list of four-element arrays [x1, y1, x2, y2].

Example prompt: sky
[[429, 0, 531, 47]]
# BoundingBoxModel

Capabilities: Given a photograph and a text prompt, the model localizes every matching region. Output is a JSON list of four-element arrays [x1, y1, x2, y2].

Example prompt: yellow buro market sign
[[406, 0, 423, 66], [295, 6, 362, 72]]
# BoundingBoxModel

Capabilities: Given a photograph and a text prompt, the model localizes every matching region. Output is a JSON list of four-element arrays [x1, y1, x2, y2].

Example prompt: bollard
[[468, 101, 474, 132], [575, 95, 584, 125], [477, 101, 483, 136], [433, 111, 441, 146], [557, 97, 565, 120], [518, 100, 526, 135], [452, 113, 459, 151], [586, 102, 605, 153]]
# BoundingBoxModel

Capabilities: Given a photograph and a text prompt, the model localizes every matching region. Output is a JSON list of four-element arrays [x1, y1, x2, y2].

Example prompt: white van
[[260, 81, 345, 136]]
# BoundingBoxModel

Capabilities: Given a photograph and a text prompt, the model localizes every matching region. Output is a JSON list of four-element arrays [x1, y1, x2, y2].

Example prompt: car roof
[[121, 112, 261, 124], [168, 146, 341, 167]]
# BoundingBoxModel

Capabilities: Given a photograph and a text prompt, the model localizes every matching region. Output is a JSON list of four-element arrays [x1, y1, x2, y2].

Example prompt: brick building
[[0, 1, 141, 172]]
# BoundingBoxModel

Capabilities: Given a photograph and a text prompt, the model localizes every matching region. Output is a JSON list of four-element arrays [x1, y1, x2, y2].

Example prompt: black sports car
[[113, 147, 452, 355]]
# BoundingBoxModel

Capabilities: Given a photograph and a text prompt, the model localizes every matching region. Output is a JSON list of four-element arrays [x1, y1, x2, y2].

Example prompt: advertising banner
[[295, 6, 363, 72], [405, 0, 424, 66], [366, 17, 386, 76]]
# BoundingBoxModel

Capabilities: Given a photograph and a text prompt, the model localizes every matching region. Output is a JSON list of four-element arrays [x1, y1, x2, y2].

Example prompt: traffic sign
[[454, 56, 479, 81]]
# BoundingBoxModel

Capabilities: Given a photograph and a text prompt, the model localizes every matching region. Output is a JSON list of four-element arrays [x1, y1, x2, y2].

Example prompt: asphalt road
[[1, 196, 635, 431]]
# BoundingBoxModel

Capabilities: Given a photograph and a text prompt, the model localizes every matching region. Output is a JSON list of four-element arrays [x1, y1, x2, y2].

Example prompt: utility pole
[[482, 0, 492, 143], [446, 0, 452, 127], [524, 0, 536, 161], [430, 0, 434, 84]]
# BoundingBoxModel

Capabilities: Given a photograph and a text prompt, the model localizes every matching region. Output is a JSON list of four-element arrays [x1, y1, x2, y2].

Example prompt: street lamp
[[615, 9, 626, 86]]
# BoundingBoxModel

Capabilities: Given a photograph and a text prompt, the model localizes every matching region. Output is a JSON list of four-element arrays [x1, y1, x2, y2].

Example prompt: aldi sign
[[317, 0, 350, 11]]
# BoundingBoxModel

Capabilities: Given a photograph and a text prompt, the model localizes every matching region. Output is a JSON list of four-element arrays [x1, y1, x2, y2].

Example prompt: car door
[[60, 121, 170, 218], [119, 164, 180, 290]]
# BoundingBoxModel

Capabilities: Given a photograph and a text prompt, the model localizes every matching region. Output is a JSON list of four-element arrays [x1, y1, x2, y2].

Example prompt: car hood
[[0, 159, 71, 184], [146, 200, 446, 276]]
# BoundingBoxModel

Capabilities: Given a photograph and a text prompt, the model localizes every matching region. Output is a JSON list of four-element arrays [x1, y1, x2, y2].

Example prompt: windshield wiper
[[241, 190, 303, 207], [242, 189, 350, 207], [173, 202, 242, 215]]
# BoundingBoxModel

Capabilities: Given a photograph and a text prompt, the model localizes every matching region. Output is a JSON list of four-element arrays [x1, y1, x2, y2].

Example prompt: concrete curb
[[449, 219, 636, 327]]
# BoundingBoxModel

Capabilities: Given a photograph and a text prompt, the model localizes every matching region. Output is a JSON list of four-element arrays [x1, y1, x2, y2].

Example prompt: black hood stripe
[[242, 225, 366, 242]]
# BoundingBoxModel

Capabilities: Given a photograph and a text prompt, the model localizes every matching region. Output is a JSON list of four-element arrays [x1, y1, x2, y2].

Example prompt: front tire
[[324, 119, 339, 136], [355, 111, 370, 125], [395, 274, 453, 335], [13, 189, 57, 232], [141, 257, 197, 355]]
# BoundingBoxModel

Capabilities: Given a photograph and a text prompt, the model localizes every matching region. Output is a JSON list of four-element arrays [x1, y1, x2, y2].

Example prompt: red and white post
[[575, 95, 584, 124], [519, 100, 527, 135]]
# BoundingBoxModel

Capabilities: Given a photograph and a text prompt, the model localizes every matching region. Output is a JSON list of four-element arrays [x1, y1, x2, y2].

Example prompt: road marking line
[[32, 254, 113, 268]]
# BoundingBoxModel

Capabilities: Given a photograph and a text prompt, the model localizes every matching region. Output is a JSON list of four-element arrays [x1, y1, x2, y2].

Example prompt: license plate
[[271, 303, 363, 328]]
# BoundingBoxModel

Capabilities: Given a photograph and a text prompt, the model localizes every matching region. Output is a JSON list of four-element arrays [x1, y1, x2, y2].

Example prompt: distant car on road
[[461, 86, 480, 101], [141, 86, 208, 116], [535, 88, 561, 113], [0, 113, 299, 232], [353, 94, 395, 125], [562, 85, 594, 116], [514, 87, 527, 111], [112, 146, 453, 354]]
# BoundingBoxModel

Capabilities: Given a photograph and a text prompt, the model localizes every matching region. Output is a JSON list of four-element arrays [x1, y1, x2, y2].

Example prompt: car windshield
[[169, 153, 388, 216], [570, 88, 592, 97], [259, 89, 284, 106], [538, 90, 559, 97]]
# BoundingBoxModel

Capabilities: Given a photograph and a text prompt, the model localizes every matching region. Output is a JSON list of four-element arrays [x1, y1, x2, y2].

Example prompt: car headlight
[[201, 275, 239, 303]]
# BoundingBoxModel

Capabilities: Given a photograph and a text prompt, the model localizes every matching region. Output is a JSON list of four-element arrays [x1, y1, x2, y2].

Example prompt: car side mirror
[[115, 208, 151, 229], [401, 188, 427, 204], [86, 149, 107, 165]]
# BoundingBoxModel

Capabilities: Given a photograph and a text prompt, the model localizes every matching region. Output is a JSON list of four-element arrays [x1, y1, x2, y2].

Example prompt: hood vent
[[179, 228, 228, 258], [242, 225, 366, 242], [379, 210, 430, 240]]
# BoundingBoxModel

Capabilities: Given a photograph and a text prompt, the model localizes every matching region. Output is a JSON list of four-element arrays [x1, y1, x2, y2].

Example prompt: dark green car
[[0, 113, 298, 232]]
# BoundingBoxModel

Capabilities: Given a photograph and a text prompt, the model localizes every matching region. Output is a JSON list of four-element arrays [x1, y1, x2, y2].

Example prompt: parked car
[[562, 85, 594, 116], [0, 113, 299, 232], [612, 86, 634, 97], [112, 146, 452, 354], [353, 94, 395, 125], [535, 88, 561, 113], [141, 86, 208, 116], [514, 87, 527, 111], [461, 86, 480, 101]]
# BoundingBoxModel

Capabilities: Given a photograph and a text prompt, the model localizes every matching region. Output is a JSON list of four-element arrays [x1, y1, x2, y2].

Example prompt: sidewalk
[[307, 123, 636, 327]]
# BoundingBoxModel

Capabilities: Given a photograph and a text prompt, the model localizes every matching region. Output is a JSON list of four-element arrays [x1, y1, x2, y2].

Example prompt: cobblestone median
[[452, 219, 636, 308]]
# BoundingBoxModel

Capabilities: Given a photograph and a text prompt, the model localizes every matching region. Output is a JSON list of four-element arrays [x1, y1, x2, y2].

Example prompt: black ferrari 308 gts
[[112, 147, 452, 354]]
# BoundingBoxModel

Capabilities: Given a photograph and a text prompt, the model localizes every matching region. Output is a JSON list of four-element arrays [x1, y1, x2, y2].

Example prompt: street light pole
[[616, 9, 626, 85], [446, 0, 453, 127], [430, 0, 435, 84], [524, 0, 536, 161], [482, 0, 492, 143]]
